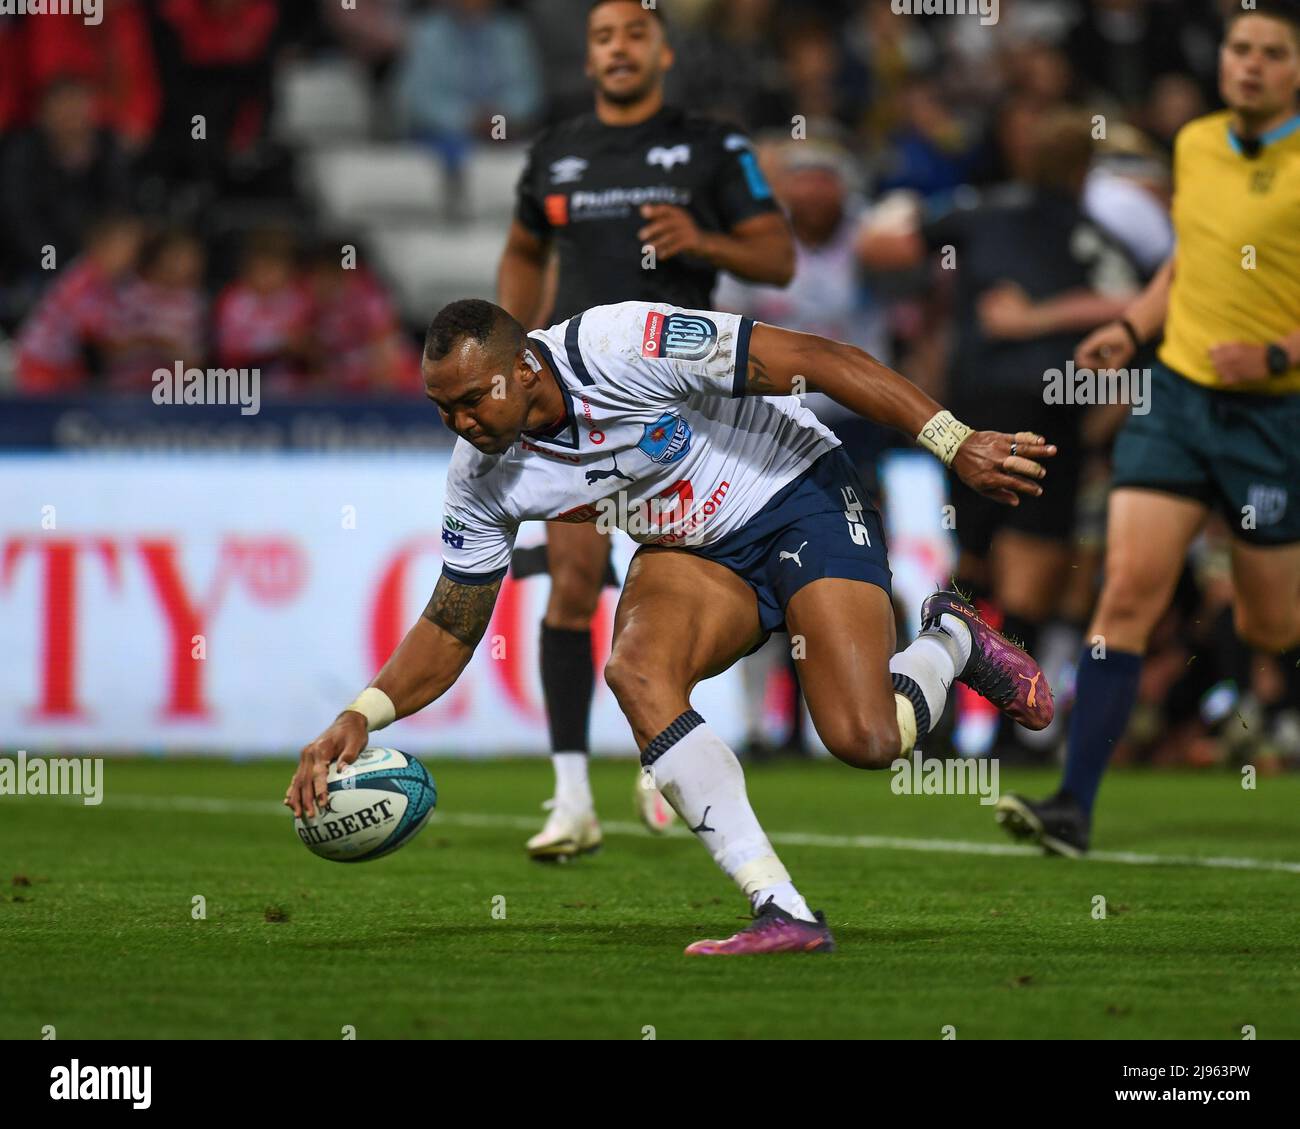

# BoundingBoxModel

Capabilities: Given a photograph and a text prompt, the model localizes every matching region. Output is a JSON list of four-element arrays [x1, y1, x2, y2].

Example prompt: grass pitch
[[1, 758, 1297, 1040]]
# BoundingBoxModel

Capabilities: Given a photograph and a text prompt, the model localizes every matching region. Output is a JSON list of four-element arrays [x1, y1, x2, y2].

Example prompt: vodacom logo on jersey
[[556, 479, 731, 544], [641, 311, 665, 357], [578, 394, 605, 444], [554, 477, 730, 544]]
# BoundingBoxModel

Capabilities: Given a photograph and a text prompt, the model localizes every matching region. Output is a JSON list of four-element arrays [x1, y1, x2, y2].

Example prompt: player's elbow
[[769, 241, 796, 286]]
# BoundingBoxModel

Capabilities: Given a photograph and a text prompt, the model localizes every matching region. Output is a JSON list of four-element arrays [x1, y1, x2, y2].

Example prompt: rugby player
[[286, 299, 1057, 954], [500, 0, 795, 856]]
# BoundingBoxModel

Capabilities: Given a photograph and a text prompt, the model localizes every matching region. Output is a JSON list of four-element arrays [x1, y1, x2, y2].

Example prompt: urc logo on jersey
[[642, 312, 718, 362]]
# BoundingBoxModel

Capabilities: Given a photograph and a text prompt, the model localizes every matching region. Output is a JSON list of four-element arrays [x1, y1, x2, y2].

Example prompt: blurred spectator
[[1066, 0, 1213, 109], [1001, 40, 1079, 108], [319, 0, 411, 84], [19, 0, 160, 149], [717, 140, 891, 435], [395, 0, 542, 202], [846, 0, 939, 143], [150, 0, 281, 188], [778, 16, 870, 137], [984, 95, 1047, 185], [106, 228, 207, 390], [666, 0, 790, 130], [15, 214, 144, 393], [940, 0, 1076, 103], [305, 242, 421, 396], [213, 229, 312, 390], [0, 77, 134, 280], [718, 135, 895, 764], [875, 78, 986, 203], [1084, 124, 1174, 276], [1141, 72, 1209, 151], [526, 0, 605, 123]]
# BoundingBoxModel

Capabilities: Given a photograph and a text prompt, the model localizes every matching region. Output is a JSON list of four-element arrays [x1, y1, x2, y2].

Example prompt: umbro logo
[[647, 144, 690, 170], [549, 156, 588, 184]]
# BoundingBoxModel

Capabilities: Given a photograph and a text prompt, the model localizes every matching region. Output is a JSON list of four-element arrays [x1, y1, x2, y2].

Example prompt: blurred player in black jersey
[[496, 0, 794, 860], [859, 110, 1141, 757]]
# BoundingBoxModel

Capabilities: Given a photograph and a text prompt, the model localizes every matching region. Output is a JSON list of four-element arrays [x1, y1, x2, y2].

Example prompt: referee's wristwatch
[[1266, 343, 1292, 378]]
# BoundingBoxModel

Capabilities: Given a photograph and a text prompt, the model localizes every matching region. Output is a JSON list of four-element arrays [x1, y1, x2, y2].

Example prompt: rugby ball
[[294, 747, 437, 862]]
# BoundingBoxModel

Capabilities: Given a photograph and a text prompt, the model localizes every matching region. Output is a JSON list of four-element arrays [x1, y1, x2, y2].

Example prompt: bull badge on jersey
[[638, 412, 692, 465]]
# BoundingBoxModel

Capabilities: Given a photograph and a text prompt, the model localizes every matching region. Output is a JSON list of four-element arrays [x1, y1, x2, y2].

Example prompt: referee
[[495, 0, 794, 860], [997, 0, 1300, 856]]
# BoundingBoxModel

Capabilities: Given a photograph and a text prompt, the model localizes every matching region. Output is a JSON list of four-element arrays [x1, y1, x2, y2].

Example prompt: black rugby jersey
[[515, 106, 780, 321]]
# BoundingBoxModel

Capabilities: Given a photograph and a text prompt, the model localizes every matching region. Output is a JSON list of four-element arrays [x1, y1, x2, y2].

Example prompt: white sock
[[889, 615, 972, 746], [937, 613, 973, 674], [552, 751, 593, 812], [649, 718, 815, 922]]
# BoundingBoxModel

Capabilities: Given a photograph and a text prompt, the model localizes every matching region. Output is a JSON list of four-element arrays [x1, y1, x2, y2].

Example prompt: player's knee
[[822, 714, 901, 770], [1093, 572, 1161, 644], [603, 651, 651, 707], [546, 562, 604, 625], [1233, 603, 1298, 655]]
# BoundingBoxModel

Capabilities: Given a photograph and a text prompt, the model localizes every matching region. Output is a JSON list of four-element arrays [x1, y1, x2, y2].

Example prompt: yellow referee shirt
[[1160, 109, 1300, 394]]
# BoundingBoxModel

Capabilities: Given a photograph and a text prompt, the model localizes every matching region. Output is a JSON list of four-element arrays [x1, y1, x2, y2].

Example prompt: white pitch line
[[95, 793, 1300, 876]]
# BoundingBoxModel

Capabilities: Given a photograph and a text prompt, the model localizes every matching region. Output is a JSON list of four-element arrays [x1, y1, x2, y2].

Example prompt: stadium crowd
[[0, 0, 1293, 769]]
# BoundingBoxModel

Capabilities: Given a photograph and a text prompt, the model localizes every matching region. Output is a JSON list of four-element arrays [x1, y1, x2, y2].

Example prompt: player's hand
[[284, 712, 367, 819], [1209, 341, 1270, 386], [1075, 321, 1135, 370], [951, 431, 1055, 507], [638, 204, 705, 261]]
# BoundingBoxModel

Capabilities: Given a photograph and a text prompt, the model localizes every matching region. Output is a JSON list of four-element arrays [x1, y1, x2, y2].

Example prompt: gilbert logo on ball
[[295, 748, 437, 862]]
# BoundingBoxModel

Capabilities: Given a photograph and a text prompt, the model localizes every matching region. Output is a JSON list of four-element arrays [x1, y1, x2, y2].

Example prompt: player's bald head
[[424, 299, 525, 375], [422, 300, 539, 453]]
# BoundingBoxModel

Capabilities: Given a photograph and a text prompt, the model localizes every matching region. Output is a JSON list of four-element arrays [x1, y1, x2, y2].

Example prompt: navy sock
[[540, 622, 594, 753], [1061, 646, 1142, 818]]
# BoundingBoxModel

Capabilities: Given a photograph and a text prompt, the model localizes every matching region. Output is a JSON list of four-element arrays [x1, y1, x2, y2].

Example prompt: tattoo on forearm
[[745, 353, 782, 396], [422, 575, 502, 647]]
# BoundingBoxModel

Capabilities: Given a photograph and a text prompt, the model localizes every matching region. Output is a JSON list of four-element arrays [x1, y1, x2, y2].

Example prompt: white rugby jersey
[[438, 302, 840, 582]]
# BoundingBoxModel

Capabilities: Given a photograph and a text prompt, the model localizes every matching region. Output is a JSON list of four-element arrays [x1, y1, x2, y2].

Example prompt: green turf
[[1, 758, 1297, 1039]]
